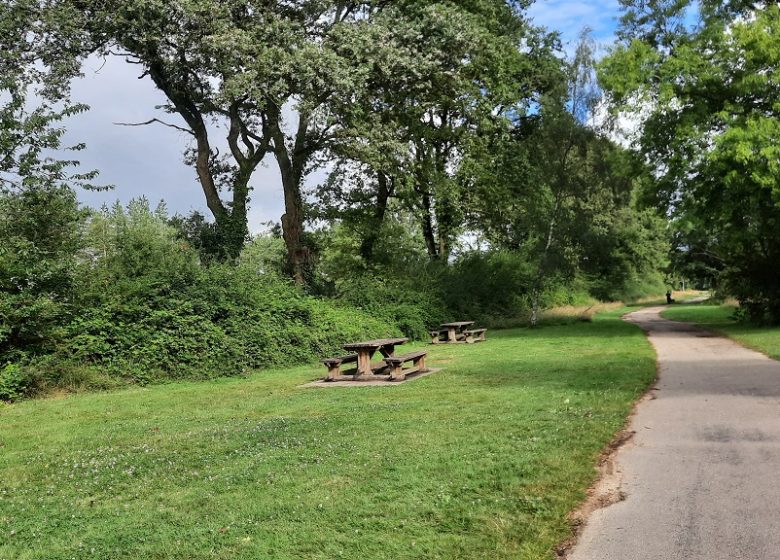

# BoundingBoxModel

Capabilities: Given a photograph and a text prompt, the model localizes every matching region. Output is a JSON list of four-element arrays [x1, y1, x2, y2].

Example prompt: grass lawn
[[662, 302, 780, 360], [0, 309, 656, 560]]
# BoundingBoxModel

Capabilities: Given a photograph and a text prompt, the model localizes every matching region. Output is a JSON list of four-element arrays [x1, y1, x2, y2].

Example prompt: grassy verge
[[0, 309, 656, 560], [662, 302, 780, 360]]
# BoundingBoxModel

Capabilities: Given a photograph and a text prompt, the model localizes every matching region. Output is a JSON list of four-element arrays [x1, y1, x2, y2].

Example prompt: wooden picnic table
[[440, 321, 474, 343], [342, 337, 409, 380]]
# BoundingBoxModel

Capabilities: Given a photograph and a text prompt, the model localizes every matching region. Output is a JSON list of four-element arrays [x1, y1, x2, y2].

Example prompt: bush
[[333, 273, 448, 339], [194, 264, 398, 368], [52, 261, 399, 386], [441, 251, 535, 325], [0, 199, 402, 395], [0, 363, 29, 401], [0, 186, 85, 356]]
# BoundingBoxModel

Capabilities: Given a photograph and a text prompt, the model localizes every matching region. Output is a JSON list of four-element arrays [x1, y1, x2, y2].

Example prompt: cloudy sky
[[68, 0, 623, 231]]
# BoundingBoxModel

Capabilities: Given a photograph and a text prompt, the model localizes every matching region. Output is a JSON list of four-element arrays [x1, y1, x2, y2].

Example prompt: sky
[[66, 0, 624, 231]]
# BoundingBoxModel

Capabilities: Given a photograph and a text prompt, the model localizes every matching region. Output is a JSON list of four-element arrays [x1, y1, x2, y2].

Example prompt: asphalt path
[[568, 306, 780, 560]]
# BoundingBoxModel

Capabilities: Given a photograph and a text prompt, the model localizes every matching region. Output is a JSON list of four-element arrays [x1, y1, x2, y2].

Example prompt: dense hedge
[[0, 196, 399, 397], [0, 191, 664, 400]]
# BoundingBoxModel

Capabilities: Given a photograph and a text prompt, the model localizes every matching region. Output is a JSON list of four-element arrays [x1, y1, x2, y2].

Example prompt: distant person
[[666, 290, 674, 304]]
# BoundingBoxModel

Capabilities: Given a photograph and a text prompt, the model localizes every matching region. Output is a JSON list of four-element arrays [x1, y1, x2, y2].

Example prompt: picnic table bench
[[322, 338, 432, 382], [322, 353, 358, 380], [384, 350, 428, 381], [430, 322, 487, 344], [464, 328, 487, 343]]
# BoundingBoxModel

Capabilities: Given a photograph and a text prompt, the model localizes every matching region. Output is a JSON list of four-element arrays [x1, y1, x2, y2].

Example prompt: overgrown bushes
[[0, 195, 399, 398], [0, 190, 665, 400]]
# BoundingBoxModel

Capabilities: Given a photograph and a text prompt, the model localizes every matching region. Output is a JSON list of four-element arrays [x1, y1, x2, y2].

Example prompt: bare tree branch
[[113, 118, 194, 135]]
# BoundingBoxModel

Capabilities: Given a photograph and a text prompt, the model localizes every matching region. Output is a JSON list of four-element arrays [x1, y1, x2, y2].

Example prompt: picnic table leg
[[326, 364, 341, 381], [374, 344, 396, 374], [447, 327, 458, 343], [355, 350, 373, 380], [388, 361, 405, 381]]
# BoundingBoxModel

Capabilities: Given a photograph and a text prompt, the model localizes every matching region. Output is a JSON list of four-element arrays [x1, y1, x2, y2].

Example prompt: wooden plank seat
[[464, 328, 487, 343], [383, 350, 428, 381], [322, 353, 358, 381]]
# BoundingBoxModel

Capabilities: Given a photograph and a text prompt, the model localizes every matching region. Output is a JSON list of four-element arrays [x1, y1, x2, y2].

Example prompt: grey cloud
[[65, 55, 287, 231]]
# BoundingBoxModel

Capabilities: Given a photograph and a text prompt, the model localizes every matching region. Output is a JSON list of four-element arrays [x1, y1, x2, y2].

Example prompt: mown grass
[[0, 309, 656, 560], [662, 302, 780, 361]]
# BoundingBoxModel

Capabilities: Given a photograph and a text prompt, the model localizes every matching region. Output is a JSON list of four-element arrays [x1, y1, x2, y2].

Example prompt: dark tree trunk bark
[[421, 191, 439, 260], [143, 57, 259, 261], [359, 172, 393, 262], [267, 106, 313, 285], [279, 170, 310, 285]]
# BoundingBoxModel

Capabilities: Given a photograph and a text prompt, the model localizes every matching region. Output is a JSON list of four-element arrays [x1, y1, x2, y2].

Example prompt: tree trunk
[[268, 107, 312, 285], [529, 193, 562, 327], [145, 58, 255, 261], [280, 172, 310, 285], [359, 172, 393, 262], [216, 172, 250, 260], [421, 191, 439, 260], [530, 288, 541, 328]]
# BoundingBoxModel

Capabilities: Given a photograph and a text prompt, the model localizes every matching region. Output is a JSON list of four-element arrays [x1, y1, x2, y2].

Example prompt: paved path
[[568, 306, 780, 560]]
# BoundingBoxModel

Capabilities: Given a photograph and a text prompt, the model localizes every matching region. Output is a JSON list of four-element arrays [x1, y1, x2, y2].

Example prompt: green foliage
[[0, 363, 28, 401], [238, 232, 287, 275], [442, 251, 536, 323], [319, 0, 562, 262], [333, 274, 446, 340], [602, 1, 780, 322], [0, 186, 86, 356], [0, 0, 99, 194], [581, 205, 669, 301], [462, 32, 668, 322]]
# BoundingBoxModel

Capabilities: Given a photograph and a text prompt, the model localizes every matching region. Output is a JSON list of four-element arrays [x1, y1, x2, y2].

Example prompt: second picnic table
[[342, 337, 409, 380], [440, 321, 474, 343]]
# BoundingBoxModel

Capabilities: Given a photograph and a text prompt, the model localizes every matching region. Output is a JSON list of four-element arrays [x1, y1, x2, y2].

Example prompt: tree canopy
[[601, 1, 780, 320], [0, 0, 680, 400]]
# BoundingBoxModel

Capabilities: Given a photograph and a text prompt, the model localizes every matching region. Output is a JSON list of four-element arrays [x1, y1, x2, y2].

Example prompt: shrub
[[333, 273, 448, 339], [0, 363, 29, 401], [441, 251, 535, 325], [0, 186, 85, 356]]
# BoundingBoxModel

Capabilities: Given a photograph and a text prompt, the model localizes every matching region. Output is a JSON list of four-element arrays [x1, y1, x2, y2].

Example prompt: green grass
[[662, 302, 780, 360], [0, 309, 656, 560]]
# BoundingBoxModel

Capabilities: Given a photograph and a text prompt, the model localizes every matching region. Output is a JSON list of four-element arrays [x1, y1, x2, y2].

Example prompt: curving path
[[568, 306, 780, 560]]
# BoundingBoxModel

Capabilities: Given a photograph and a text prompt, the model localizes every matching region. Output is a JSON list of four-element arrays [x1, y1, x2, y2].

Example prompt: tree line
[[0, 0, 699, 398]]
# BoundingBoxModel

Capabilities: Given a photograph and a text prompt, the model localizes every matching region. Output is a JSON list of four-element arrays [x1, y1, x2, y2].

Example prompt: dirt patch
[[555, 388, 655, 558]]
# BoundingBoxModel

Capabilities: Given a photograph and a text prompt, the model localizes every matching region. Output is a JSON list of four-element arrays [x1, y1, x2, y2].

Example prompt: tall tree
[[26, 0, 393, 281], [470, 33, 593, 325], [601, 1, 780, 320], [468, 32, 667, 323], [319, 0, 561, 263]]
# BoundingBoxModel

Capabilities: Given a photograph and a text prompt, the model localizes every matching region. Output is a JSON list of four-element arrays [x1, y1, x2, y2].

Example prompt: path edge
[[554, 308, 662, 558]]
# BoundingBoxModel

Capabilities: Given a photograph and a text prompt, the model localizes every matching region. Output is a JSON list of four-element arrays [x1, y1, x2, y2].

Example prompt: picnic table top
[[343, 337, 408, 350], [440, 321, 475, 328]]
